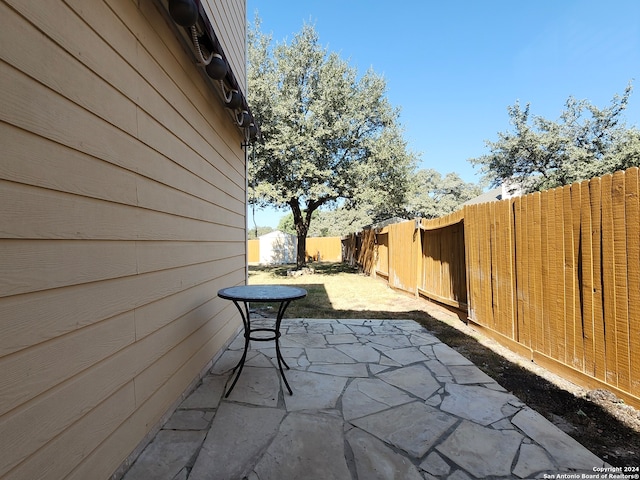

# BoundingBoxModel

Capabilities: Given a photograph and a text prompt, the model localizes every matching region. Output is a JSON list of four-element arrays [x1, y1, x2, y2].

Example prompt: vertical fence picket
[[590, 176, 607, 382], [496, 201, 508, 337], [601, 174, 618, 385], [562, 184, 575, 367], [489, 202, 499, 330], [507, 199, 518, 340], [612, 171, 630, 392], [348, 166, 639, 407], [531, 192, 544, 356], [580, 179, 596, 376], [519, 195, 532, 348], [625, 168, 640, 391], [514, 197, 529, 347], [552, 187, 567, 362], [464, 205, 478, 322], [540, 189, 552, 356], [570, 182, 585, 370], [488, 202, 497, 331], [502, 199, 517, 340]]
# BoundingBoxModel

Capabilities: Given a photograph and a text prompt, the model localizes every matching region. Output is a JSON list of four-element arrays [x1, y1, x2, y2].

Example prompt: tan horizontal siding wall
[[0, 0, 246, 479], [202, 0, 247, 94]]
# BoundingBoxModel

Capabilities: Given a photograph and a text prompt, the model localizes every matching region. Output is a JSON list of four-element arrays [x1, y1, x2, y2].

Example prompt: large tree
[[277, 206, 375, 238], [247, 20, 415, 267], [405, 169, 482, 219], [470, 84, 640, 193]]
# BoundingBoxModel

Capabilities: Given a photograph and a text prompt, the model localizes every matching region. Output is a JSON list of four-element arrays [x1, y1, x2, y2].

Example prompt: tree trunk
[[289, 199, 308, 268], [296, 228, 307, 268], [289, 198, 323, 269]]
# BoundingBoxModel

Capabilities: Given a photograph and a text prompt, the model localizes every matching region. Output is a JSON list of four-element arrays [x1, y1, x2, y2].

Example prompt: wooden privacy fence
[[343, 166, 640, 408], [248, 236, 342, 264]]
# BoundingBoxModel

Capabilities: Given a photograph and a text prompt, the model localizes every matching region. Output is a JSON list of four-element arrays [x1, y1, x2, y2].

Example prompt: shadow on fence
[[342, 166, 640, 409]]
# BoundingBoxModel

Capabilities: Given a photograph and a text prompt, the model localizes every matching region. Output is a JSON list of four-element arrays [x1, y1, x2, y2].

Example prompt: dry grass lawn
[[248, 262, 435, 319]]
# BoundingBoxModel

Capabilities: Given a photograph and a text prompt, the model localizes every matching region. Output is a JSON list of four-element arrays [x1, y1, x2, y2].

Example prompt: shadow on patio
[[120, 316, 607, 479]]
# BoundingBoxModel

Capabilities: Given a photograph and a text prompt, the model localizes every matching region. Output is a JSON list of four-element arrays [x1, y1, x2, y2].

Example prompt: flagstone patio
[[121, 318, 608, 479]]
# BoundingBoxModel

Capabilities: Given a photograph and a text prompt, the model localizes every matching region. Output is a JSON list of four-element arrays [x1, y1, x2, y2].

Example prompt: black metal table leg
[[274, 299, 293, 395], [224, 300, 251, 398], [217, 285, 307, 398]]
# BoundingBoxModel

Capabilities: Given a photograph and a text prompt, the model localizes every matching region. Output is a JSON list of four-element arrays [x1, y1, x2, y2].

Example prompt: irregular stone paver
[[420, 451, 451, 476], [448, 365, 496, 384], [252, 412, 351, 480], [122, 318, 605, 480], [305, 347, 355, 364], [257, 347, 305, 365], [368, 334, 412, 349], [424, 359, 450, 378], [512, 407, 606, 469], [378, 364, 441, 400], [226, 366, 280, 407], [346, 428, 423, 480], [280, 333, 326, 347], [448, 470, 473, 480], [179, 375, 226, 409], [163, 410, 211, 430], [307, 363, 369, 377], [348, 325, 374, 335], [283, 370, 348, 411], [244, 351, 276, 368], [513, 443, 556, 478], [352, 402, 458, 457], [189, 403, 285, 480], [327, 322, 350, 333], [432, 343, 473, 365], [378, 355, 402, 367], [209, 349, 242, 374], [335, 343, 381, 362], [326, 333, 358, 344], [123, 430, 206, 480], [436, 420, 523, 478], [342, 378, 413, 420], [383, 346, 430, 365], [440, 383, 519, 425], [409, 332, 439, 346]]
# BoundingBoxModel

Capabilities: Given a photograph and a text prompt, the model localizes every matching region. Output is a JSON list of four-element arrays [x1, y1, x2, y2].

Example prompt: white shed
[[259, 230, 298, 264]]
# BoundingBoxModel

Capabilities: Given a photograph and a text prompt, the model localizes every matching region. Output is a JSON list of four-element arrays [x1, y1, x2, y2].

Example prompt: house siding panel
[[0, 0, 247, 478], [203, 0, 247, 93]]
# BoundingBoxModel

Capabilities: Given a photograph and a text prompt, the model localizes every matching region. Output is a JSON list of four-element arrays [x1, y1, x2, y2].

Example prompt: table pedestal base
[[225, 299, 293, 397]]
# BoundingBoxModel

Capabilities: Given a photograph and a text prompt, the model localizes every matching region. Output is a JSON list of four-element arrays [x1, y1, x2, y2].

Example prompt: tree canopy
[[406, 169, 482, 219], [247, 20, 415, 266], [470, 84, 640, 193]]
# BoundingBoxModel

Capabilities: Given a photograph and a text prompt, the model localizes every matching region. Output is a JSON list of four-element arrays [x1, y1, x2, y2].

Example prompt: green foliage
[[247, 226, 274, 240], [277, 207, 374, 237], [406, 169, 483, 219], [470, 84, 640, 193], [276, 213, 296, 235], [247, 19, 415, 265]]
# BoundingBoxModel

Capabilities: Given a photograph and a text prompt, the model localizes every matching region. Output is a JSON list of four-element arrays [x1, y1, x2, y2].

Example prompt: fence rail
[[343, 166, 640, 408]]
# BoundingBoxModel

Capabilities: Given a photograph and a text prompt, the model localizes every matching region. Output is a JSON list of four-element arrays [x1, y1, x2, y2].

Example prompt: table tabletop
[[217, 285, 307, 302]]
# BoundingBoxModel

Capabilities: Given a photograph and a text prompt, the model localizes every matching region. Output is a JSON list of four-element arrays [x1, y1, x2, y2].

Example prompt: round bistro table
[[217, 285, 307, 397]]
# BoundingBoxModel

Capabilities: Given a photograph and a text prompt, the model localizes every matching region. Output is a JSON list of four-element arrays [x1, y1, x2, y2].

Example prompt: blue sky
[[246, 0, 640, 227]]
